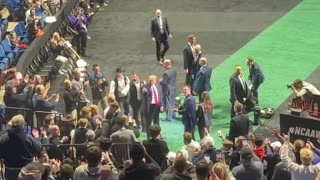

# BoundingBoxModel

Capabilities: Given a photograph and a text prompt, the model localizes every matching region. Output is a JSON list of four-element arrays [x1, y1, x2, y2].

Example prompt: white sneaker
[[103, 2, 108, 6], [87, 35, 92, 40], [58, 70, 65, 75]]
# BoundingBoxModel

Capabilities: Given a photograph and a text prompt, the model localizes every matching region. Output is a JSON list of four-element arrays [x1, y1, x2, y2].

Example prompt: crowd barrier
[[15, 0, 79, 75]]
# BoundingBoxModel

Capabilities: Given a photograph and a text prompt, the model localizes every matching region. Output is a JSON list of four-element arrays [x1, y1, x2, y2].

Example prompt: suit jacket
[[192, 53, 202, 77], [249, 63, 264, 87], [183, 44, 194, 70], [150, 16, 170, 40], [34, 94, 57, 112], [63, 89, 79, 114], [143, 83, 163, 114], [228, 113, 250, 143], [178, 95, 197, 128], [110, 127, 137, 143], [229, 73, 250, 103], [160, 67, 177, 97], [193, 65, 212, 94]]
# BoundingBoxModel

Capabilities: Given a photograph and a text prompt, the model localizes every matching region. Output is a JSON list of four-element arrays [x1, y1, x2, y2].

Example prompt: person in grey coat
[[160, 59, 177, 121]]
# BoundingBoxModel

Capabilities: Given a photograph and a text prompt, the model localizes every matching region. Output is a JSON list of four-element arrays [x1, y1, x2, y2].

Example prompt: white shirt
[[238, 75, 246, 90], [109, 76, 130, 97], [150, 85, 159, 104], [297, 82, 320, 97], [134, 81, 141, 100], [157, 16, 164, 33]]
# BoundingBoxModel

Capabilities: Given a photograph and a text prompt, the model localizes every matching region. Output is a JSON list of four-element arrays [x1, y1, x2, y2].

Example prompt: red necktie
[[152, 86, 159, 105]]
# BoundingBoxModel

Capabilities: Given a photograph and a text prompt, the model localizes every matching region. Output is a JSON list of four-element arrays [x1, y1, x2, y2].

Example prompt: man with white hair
[[265, 140, 282, 180], [0, 115, 42, 179]]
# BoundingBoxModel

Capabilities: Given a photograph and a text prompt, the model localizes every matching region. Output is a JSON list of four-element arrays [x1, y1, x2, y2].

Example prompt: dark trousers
[[185, 70, 193, 88], [146, 104, 160, 138], [131, 100, 142, 121], [117, 96, 130, 116], [5, 167, 21, 180], [155, 34, 169, 61], [184, 125, 195, 140], [75, 32, 87, 56], [252, 83, 261, 104]]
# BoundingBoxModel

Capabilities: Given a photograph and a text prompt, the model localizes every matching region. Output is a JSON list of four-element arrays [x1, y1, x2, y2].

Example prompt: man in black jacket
[[63, 79, 80, 121], [247, 57, 264, 104], [119, 143, 161, 180], [183, 34, 196, 87], [129, 73, 145, 128], [228, 102, 250, 143], [0, 115, 42, 180]]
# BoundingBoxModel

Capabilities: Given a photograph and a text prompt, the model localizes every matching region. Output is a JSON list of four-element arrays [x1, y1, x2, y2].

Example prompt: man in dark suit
[[151, 9, 172, 64], [228, 102, 250, 143], [129, 73, 146, 128], [175, 85, 197, 139], [183, 34, 197, 87], [191, 44, 202, 88], [193, 57, 212, 102], [247, 56, 264, 104], [160, 59, 177, 121], [229, 65, 250, 118], [143, 75, 164, 139]]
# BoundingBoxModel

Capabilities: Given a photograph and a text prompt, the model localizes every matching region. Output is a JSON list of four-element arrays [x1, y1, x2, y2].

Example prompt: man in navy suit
[[160, 59, 177, 122], [229, 65, 250, 118], [193, 57, 212, 102], [150, 9, 172, 64], [247, 57, 264, 104], [143, 75, 164, 139], [174, 85, 197, 139], [228, 102, 250, 144], [183, 34, 196, 87]]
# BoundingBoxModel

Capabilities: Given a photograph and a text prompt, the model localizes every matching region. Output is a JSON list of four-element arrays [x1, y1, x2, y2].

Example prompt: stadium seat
[[1, 39, 20, 58], [0, 57, 10, 70]]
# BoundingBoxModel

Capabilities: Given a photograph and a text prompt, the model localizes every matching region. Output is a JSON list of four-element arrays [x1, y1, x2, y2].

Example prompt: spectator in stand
[[79, 106, 93, 129], [110, 115, 140, 138], [110, 116, 137, 143], [73, 118, 89, 144], [194, 161, 209, 180], [48, 0, 60, 14], [229, 136, 245, 170], [26, 8, 43, 41], [143, 125, 169, 171], [47, 125, 68, 160], [182, 132, 200, 162], [74, 146, 112, 179], [35, 0, 46, 22], [50, 32, 68, 75], [63, 79, 80, 123], [92, 115, 103, 139], [210, 162, 236, 180], [192, 136, 217, 164], [72, 68, 89, 116], [34, 84, 59, 112], [102, 102, 121, 137], [99, 137, 119, 172], [231, 147, 263, 180], [71, 7, 88, 57], [8, 31, 28, 49], [0, 115, 42, 180], [59, 164, 74, 180], [18, 162, 49, 180], [197, 91, 213, 139], [265, 140, 282, 180], [228, 102, 249, 144], [281, 134, 320, 180], [109, 67, 130, 115], [252, 135, 266, 161], [119, 143, 161, 180], [89, 64, 108, 109], [161, 157, 193, 180]]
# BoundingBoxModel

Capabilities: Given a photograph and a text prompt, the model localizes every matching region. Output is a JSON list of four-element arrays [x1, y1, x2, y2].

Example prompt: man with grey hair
[[34, 84, 59, 112], [0, 114, 42, 180]]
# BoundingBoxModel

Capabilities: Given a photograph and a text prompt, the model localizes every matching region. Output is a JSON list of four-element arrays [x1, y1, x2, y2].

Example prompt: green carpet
[[139, 0, 320, 152]]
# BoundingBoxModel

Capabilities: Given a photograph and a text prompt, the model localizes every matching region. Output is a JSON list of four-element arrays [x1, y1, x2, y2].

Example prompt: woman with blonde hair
[[50, 32, 68, 74], [103, 94, 118, 119], [197, 91, 213, 139], [210, 162, 235, 180]]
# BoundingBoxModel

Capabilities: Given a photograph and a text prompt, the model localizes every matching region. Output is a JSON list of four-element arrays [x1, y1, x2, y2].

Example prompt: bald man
[[160, 59, 177, 121], [151, 9, 172, 64], [229, 65, 250, 118]]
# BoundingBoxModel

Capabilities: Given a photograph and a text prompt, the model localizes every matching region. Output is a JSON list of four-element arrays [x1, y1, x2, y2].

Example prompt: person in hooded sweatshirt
[[160, 157, 192, 180], [232, 147, 263, 180], [0, 114, 42, 180], [119, 143, 161, 180]]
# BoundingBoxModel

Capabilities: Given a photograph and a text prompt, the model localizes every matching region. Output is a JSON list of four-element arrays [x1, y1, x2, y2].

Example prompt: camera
[[287, 84, 293, 89]]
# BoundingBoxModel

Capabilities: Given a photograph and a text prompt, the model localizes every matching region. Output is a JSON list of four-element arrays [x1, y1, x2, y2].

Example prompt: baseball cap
[[240, 147, 253, 159]]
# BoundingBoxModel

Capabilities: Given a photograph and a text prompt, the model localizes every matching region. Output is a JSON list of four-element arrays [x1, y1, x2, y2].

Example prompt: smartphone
[[204, 154, 210, 162]]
